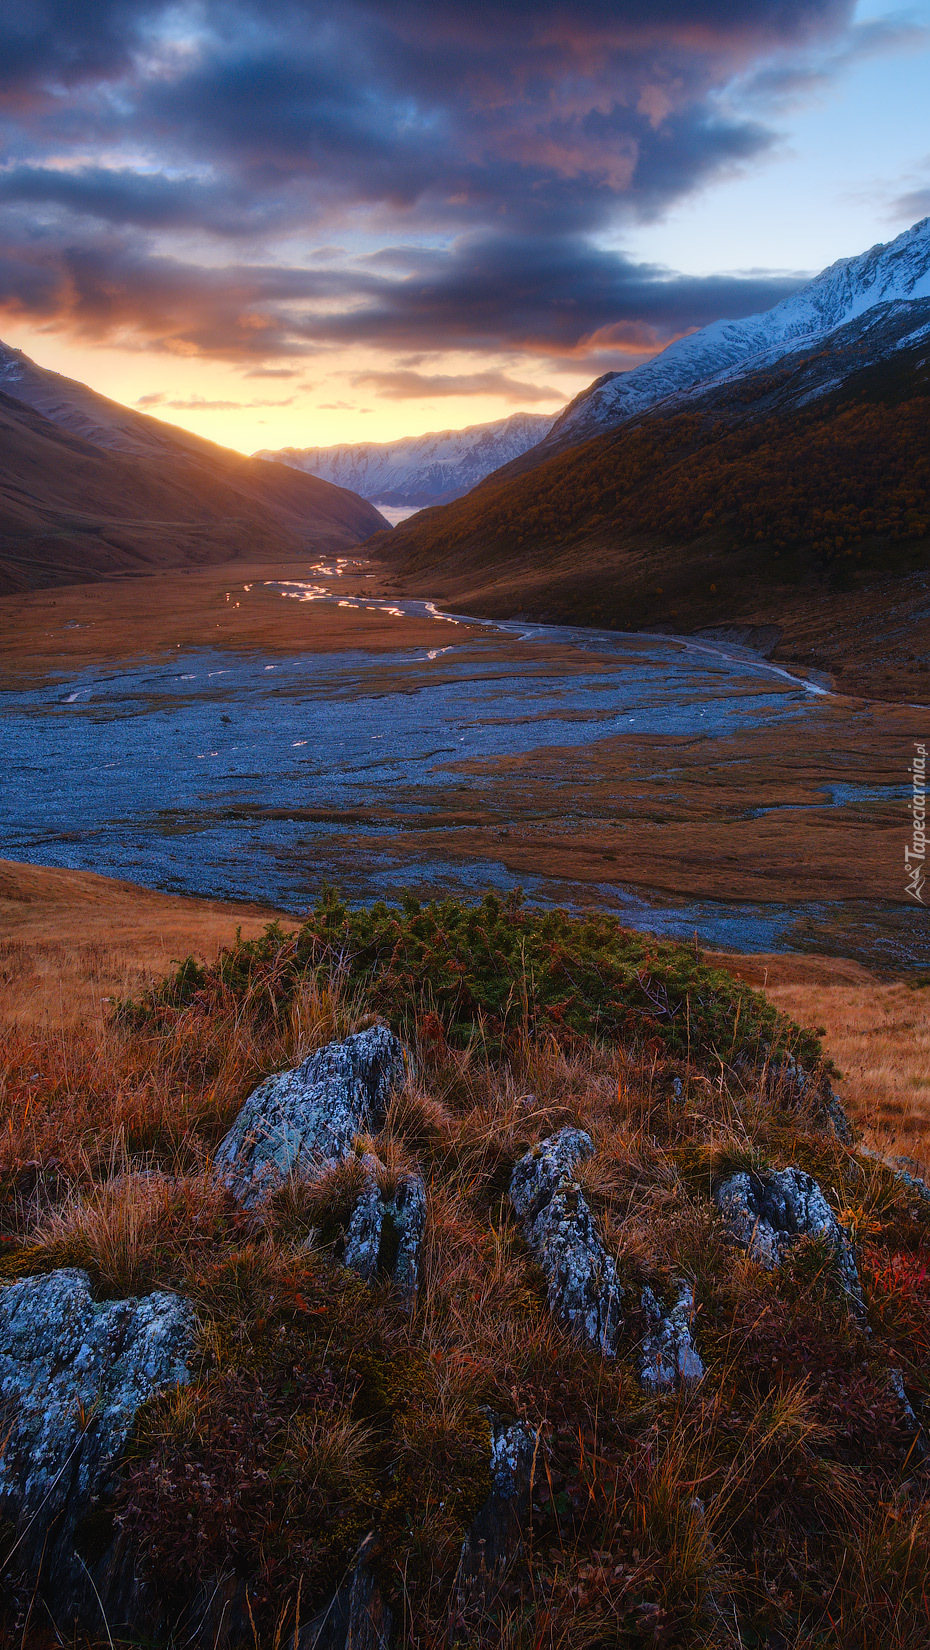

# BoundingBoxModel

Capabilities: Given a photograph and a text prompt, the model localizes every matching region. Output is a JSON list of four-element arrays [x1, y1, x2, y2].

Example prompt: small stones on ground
[[510, 1128, 623, 1356], [0, 1269, 195, 1620], [215, 1026, 407, 1204], [714, 1165, 865, 1312], [639, 1281, 705, 1392]]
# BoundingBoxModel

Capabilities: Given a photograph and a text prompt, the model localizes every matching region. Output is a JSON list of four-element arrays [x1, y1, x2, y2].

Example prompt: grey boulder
[[714, 1166, 864, 1311], [510, 1128, 623, 1357], [639, 1281, 705, 1392], [215, 1026, 407, 1204], [343, 1162, 427, 1298], [0, 1268, 195, 1622]]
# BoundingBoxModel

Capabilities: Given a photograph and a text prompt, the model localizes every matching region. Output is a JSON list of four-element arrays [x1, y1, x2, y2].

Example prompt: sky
[[0, 0, 928, 454]]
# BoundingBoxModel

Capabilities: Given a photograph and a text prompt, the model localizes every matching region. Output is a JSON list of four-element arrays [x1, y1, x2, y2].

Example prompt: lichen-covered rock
[[453, 1418, 536, 1626], [215, 1026, 407, 1204], [511, 1129, 623, 1356], [299, 1534, 393, 1650], [714, 1166, 864, 1311], [639, 1281, 705, 1392], [343, 1163, 426, 1297], [0, 1269, 195, 1622], [510, 1127, 594, 1222]]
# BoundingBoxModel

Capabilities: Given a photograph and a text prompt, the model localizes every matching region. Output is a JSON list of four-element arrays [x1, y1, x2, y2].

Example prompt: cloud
[[352, 368, 561, 400], [137, 391, 295, 410], [0, 0, 897, 379], [0, 221, 806, 368], [893, 187, 930, 224]]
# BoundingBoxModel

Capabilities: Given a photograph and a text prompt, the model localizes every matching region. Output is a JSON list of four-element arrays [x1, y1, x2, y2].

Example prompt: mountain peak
[[544, 215, 930, 449], [257, 408, 559, 507]]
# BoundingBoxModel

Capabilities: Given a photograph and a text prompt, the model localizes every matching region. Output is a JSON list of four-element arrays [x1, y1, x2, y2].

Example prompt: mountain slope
[[257, 410, 557, 505], [526, 215, 930, 460], [0, 345, 387, 593], [374, 300, 930, 699]]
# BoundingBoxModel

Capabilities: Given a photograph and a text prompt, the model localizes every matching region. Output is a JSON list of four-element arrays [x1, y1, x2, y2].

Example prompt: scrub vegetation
[[2, 895, 930, 1648]]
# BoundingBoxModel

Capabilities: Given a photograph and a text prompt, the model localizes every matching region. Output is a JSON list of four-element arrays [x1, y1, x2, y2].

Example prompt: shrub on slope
[[132, 890, 820, 1068]]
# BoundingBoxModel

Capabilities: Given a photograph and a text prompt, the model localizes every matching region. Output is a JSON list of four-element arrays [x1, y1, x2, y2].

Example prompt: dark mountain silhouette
[[0, 345, 386, 594]]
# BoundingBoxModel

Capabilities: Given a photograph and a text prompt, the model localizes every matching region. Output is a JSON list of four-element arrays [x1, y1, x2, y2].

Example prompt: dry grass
[[3, 891, 930, 1646], [766, 978, 930, 1166], [708, 947, 930, 1171], [3, 976, 930, 1648], [0, 857, 290, 1032]]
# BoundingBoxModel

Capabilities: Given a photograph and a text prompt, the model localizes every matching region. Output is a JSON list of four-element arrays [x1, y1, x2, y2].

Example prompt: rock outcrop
[[343, 1162, 427, 1297], [299, 1534, 393, 1650], [0, 1269, 195, 1625], [767, 1052, 854, 1145], [453, 1418, 537, 1625], [639, 1281, 705, 1392], [714, 1166, 864, 1311], [215, 1026, 407, 1204], [510, 1128, 623, 1356]]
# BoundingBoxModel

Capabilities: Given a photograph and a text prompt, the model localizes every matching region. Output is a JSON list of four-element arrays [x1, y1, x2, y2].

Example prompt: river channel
[[2, 578, 924, 969]]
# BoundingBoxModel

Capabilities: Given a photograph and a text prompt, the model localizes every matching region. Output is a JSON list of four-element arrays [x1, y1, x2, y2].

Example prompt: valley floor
[[382, 546, 930, 705], [2, 557, 926, 1164]]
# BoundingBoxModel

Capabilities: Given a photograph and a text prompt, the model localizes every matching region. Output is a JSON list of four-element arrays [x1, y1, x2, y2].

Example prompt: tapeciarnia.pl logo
[[906, 741, 927, 904]]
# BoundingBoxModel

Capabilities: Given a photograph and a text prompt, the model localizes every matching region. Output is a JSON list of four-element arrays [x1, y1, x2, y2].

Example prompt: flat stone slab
[[215, 1025, 407, 1203]]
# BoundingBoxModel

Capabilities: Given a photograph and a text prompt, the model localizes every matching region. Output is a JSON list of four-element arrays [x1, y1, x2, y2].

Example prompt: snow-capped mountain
[[542, 216, 930, 451], [256, 410, 558, 507]]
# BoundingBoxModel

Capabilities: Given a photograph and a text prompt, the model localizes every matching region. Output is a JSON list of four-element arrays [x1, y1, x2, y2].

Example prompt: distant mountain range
[[0, 343, 386, 593], [256, 411, 557, 506], [375, 217, 930, 700]]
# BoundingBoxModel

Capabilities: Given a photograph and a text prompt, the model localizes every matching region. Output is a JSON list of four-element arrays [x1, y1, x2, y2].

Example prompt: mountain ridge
[[373, 218, 930, 701], [505, 216, 930, 470], [257, 410, 557, 506], [0, 343, 388, 594]]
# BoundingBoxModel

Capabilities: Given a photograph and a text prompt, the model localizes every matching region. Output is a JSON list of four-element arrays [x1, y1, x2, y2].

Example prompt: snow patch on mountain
[[547, 216, 930, 445], [256, 411, 558, 507]]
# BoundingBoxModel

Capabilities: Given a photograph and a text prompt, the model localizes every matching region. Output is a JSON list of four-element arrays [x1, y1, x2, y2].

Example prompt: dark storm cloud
[[0, 0, 862, 363], [0, 218, 804, 366], [0, 167, 269, 235], [0, 1, 142, 95]]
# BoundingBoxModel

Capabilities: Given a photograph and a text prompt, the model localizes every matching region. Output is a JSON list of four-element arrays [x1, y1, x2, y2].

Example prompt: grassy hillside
[[4, 892, 930, 1647], [0, 388, 386, 594], [375, 347, 930, 691]]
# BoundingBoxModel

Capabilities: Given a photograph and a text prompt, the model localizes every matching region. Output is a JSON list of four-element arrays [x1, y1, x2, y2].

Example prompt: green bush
[[129, 890, 820, 1069]]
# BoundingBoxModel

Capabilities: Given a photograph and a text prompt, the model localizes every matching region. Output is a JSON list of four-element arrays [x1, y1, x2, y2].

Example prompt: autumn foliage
[[389, 384, 930, 578]]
